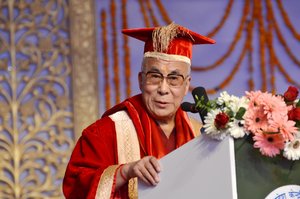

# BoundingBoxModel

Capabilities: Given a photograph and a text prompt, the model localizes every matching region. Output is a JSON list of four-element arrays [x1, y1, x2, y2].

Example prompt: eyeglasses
[[142, 71, 188, 87]]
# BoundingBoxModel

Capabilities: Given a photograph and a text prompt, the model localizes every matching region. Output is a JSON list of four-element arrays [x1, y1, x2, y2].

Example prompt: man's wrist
[[119, 164, 128, 181]]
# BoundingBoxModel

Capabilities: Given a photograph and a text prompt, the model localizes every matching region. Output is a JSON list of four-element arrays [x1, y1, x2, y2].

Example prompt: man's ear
[[184, 76, 191, 95], [138, 72, 143, 91]]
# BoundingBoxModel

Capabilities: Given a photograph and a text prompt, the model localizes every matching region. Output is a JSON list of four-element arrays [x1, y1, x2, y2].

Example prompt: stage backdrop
[[96, 0, 300, 114], [0, 0, 299, 198]]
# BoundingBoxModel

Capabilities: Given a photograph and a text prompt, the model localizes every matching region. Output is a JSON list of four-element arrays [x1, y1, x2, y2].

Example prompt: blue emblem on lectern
[[265, 185, 300, 199], [274, 193, 286, 199], [289, 190, 300, 198]]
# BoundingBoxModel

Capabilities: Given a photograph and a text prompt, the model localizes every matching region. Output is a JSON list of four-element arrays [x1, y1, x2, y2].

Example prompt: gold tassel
[[152, 22, 180, 52]]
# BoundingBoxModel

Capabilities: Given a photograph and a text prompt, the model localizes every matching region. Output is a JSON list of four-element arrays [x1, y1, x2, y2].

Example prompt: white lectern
[[138, 135, 237, 199]]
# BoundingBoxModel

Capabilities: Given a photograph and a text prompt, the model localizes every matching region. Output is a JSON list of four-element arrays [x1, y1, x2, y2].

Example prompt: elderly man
[[63, 23, 215, 199]]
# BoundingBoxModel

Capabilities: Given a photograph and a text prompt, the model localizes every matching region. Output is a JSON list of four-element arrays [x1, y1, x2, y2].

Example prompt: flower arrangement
[[195, 86, 300, 160]]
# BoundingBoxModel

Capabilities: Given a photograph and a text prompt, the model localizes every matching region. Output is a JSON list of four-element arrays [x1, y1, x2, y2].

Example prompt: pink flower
[[245, 90, 264, 109], [253, 131, 285, 157], [244, 106, 268, 134], [261, 94, 287, 119], [270, 114, 297, 141]]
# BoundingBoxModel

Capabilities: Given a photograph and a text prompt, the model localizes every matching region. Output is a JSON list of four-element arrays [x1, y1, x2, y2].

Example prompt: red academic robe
[[63, 94, 198, 199]]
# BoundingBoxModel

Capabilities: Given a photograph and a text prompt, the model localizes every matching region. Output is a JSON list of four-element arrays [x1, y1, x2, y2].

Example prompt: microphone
[[181, 102, 199, 113], [192, 87, 209, 125], [181, 87, 209, 124]]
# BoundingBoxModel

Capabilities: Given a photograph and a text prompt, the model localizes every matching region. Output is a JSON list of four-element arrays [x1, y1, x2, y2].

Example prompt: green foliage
[[296, 100, 300, 107], [194, 95, 217, 112], [195, 94, 246, 121], [296, 120, 300, 128], [235, 107, 246, 120]]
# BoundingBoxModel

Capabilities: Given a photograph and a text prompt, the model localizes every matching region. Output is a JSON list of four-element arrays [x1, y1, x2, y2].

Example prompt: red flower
[[284, 86, 299, 102], [288, 107, 300, 121], [214, 112, 230, 129]]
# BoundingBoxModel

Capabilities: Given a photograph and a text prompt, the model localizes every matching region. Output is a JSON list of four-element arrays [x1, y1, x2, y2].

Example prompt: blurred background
[[0, 0, 299, 198]]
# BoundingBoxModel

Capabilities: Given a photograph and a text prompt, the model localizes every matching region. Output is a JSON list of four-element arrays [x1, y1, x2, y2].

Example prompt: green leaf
[[194, 95, 217, 112], [296, 120, 300, 128], [227, 110, 234, 118], [296, 100, 300, 107], [235, 107, 246, 120]]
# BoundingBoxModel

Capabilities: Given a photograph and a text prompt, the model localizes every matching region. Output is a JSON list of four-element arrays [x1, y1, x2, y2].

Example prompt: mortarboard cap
[[122, 23, 215, 65]]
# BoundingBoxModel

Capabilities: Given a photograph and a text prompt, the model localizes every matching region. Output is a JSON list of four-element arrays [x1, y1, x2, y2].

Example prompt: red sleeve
[[62, 116, 119, 199]]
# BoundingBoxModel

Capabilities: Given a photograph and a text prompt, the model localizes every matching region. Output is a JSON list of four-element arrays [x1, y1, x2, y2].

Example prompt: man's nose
[[157, 77, 169, 94]]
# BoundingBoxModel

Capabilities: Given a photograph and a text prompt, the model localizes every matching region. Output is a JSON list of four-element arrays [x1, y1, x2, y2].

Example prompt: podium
[[138, 135, 300, 198], [139, 135, 237, 198]]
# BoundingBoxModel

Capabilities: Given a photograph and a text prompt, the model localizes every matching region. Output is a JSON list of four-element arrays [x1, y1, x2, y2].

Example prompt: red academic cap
[[122, 23, 215, 64]]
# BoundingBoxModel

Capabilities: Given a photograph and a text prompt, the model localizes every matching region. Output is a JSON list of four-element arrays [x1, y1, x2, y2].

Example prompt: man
[[63, 23, 215, 199]]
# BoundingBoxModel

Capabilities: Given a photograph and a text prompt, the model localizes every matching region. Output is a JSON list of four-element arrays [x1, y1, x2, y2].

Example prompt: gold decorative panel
[[69, 0, 99, 140], [0, 0, 99, 198]]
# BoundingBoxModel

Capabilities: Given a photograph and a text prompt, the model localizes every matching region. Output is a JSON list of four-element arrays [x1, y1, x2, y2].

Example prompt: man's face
[[138, 57, 191, 122]]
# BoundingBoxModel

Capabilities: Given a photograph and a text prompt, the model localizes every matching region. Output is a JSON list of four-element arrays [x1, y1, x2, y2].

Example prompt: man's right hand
[[123, 156, 161, 186]]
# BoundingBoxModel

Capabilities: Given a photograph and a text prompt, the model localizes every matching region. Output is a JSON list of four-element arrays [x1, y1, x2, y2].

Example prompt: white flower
[[228, 119, 247, 138], [283, 137, 300, 161], [236, 96, 249, 114], [203, 109, 228, 140], [217, 91, 231, 106], [217, 92, 249, 114]]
